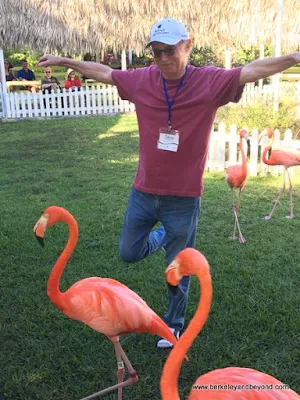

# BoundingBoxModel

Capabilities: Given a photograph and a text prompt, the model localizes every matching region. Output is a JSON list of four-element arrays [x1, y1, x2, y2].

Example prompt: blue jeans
[[119, 187, 200, 330]]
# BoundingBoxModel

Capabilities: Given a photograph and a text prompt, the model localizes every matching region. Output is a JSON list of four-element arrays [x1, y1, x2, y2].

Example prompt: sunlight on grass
[[107, 113, 138, 134], [97, 131, 139, 140], [96, 114, 139, 140], [25, 372, 45, 384], [109, 156, 139, 164], [96, 132, 120, 140]]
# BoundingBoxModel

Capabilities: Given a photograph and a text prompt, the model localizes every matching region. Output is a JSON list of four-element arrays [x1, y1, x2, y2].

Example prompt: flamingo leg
[[286, 168, 294, 219], [115, 343, 125, 400], [265, 169, 286, 220], [80, 341, 138, 400], [230, 190, 237, 240], [230, 190, 245, 243], [234, 190, 246, 244]]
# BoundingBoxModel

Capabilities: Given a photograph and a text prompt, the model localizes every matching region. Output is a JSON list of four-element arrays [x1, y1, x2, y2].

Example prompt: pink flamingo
[[33, 206, 180, 400], [258, 128, 300, 219], [160, 248, 300, 399], [225, 129, 248, 243]]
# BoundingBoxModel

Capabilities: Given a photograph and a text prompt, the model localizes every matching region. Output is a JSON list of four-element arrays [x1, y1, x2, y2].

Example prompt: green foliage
[[231, 45, 272, 67], [4, 47, 44, 69], [190, 46, 224, 67], [216, 100, 300, 134], [4, 47, 71, 77]]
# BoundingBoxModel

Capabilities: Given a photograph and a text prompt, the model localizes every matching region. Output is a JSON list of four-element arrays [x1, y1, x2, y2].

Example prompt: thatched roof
[[0, 0, 300, 54]]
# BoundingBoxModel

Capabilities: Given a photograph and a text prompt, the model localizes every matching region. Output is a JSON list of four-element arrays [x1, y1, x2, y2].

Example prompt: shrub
[[216, 100, 300, 136]]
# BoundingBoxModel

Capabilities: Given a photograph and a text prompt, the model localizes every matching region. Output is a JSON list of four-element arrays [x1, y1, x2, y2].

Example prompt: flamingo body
[[191, 367, 298, 399], [262, 147, 300, 168], [225, 129, 248, 243], [226, 164, 247, 189], [259, 128, 300, 219], [59, 276, 170, 338], [34, 206, 179, 400], [160, 248, 299, 400]]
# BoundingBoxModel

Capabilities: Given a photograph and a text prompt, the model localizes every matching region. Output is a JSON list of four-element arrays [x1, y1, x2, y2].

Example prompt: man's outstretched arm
[[38, 55, 114, 85]]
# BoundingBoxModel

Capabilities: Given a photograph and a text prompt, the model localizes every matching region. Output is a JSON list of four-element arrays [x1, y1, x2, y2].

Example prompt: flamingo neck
[[240, 136, 247, 166], [160, 268, 213, 400], [47, 210, 79, 310], [262, 135, 274, 164]]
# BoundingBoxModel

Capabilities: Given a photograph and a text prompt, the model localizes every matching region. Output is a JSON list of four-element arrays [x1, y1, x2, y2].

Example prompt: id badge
[[157, 127, 180, 152]]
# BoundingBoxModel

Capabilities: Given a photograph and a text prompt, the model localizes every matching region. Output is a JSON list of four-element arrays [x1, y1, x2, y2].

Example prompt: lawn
[[1, 113, 299, 400]]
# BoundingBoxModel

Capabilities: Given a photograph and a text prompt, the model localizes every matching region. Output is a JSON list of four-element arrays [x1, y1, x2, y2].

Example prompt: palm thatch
[[0, 0, 299, 54]]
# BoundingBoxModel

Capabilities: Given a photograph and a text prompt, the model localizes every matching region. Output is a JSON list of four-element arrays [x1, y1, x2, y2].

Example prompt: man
[[17, 59, 36, 91], [38, 17, 300, 348], [41, 67, 60, 93], [17, 59, 36, 81]]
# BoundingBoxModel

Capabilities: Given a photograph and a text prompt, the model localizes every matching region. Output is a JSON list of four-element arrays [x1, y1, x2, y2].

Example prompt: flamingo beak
[[33, 214, 48, 248], [258, 129, 269, 142], [35, 233, 45, 248], [165, 259, 181, 286], [167, 282, 178, 293]]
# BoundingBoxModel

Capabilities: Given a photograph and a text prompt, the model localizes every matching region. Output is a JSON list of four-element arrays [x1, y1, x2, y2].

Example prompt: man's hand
[[38, 54, 62, 67], [293, 52, 300, 63]]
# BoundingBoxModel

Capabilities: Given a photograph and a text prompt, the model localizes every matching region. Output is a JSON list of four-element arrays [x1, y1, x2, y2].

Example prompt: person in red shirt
[[38, 17, 300, 349], [64, 69, 82, 91]]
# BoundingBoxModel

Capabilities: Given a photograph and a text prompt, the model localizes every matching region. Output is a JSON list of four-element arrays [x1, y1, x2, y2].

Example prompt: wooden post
[[121, 49, 127, 70], [258, 43, 265, 90], [128, 48, 133, 65], [0, 48, 8, 118], [273, 0, 283, 111], [224, 47, 231, 69]]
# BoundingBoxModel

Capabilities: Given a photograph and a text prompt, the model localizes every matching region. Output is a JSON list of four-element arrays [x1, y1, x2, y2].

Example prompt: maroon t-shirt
[[112, 65, 244, 197]]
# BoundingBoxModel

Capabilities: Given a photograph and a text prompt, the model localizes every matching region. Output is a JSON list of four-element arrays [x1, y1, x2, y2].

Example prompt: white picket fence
[[0, 80, 300, 120], [240, 81, 300, 107], [1, 84, 135, 119], [207, 123, 300, 176]]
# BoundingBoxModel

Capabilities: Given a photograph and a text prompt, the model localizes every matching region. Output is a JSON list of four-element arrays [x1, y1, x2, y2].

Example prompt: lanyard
[[162, 66, 188, 129]]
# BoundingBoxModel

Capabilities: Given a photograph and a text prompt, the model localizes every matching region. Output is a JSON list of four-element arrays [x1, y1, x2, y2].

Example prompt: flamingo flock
[[225, 127, 300, 242], [33, 129, 300, 400]]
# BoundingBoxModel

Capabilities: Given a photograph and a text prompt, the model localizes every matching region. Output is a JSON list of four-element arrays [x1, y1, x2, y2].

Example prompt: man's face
[[151, 40, 191, 79], [22, 61, 28, 70]]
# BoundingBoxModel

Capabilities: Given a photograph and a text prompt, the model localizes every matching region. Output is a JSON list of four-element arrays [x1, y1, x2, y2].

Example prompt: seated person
[[17, 59, 36, 92], [65, 69, 82, 91], [41, 68, 60, 93], [2, 59, 16, 91]]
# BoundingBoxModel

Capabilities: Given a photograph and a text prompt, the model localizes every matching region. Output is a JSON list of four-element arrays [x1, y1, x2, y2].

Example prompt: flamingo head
[[33, 206, 65, 247], [165, 248, 210, 286], [258, 128, 274, 142], [239, 129, 248, 140]]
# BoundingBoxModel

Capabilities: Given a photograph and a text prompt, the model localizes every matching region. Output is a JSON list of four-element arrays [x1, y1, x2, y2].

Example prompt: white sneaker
[[156, 327, 180, 349]]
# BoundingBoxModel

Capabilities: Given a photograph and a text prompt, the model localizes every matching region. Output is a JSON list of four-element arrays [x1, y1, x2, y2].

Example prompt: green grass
[[1, 113, 299, 400]]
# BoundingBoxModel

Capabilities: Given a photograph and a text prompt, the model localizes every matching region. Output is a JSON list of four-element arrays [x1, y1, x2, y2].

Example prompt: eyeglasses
[[152, 41, 184, 59], [45, 71, 51, 74]]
